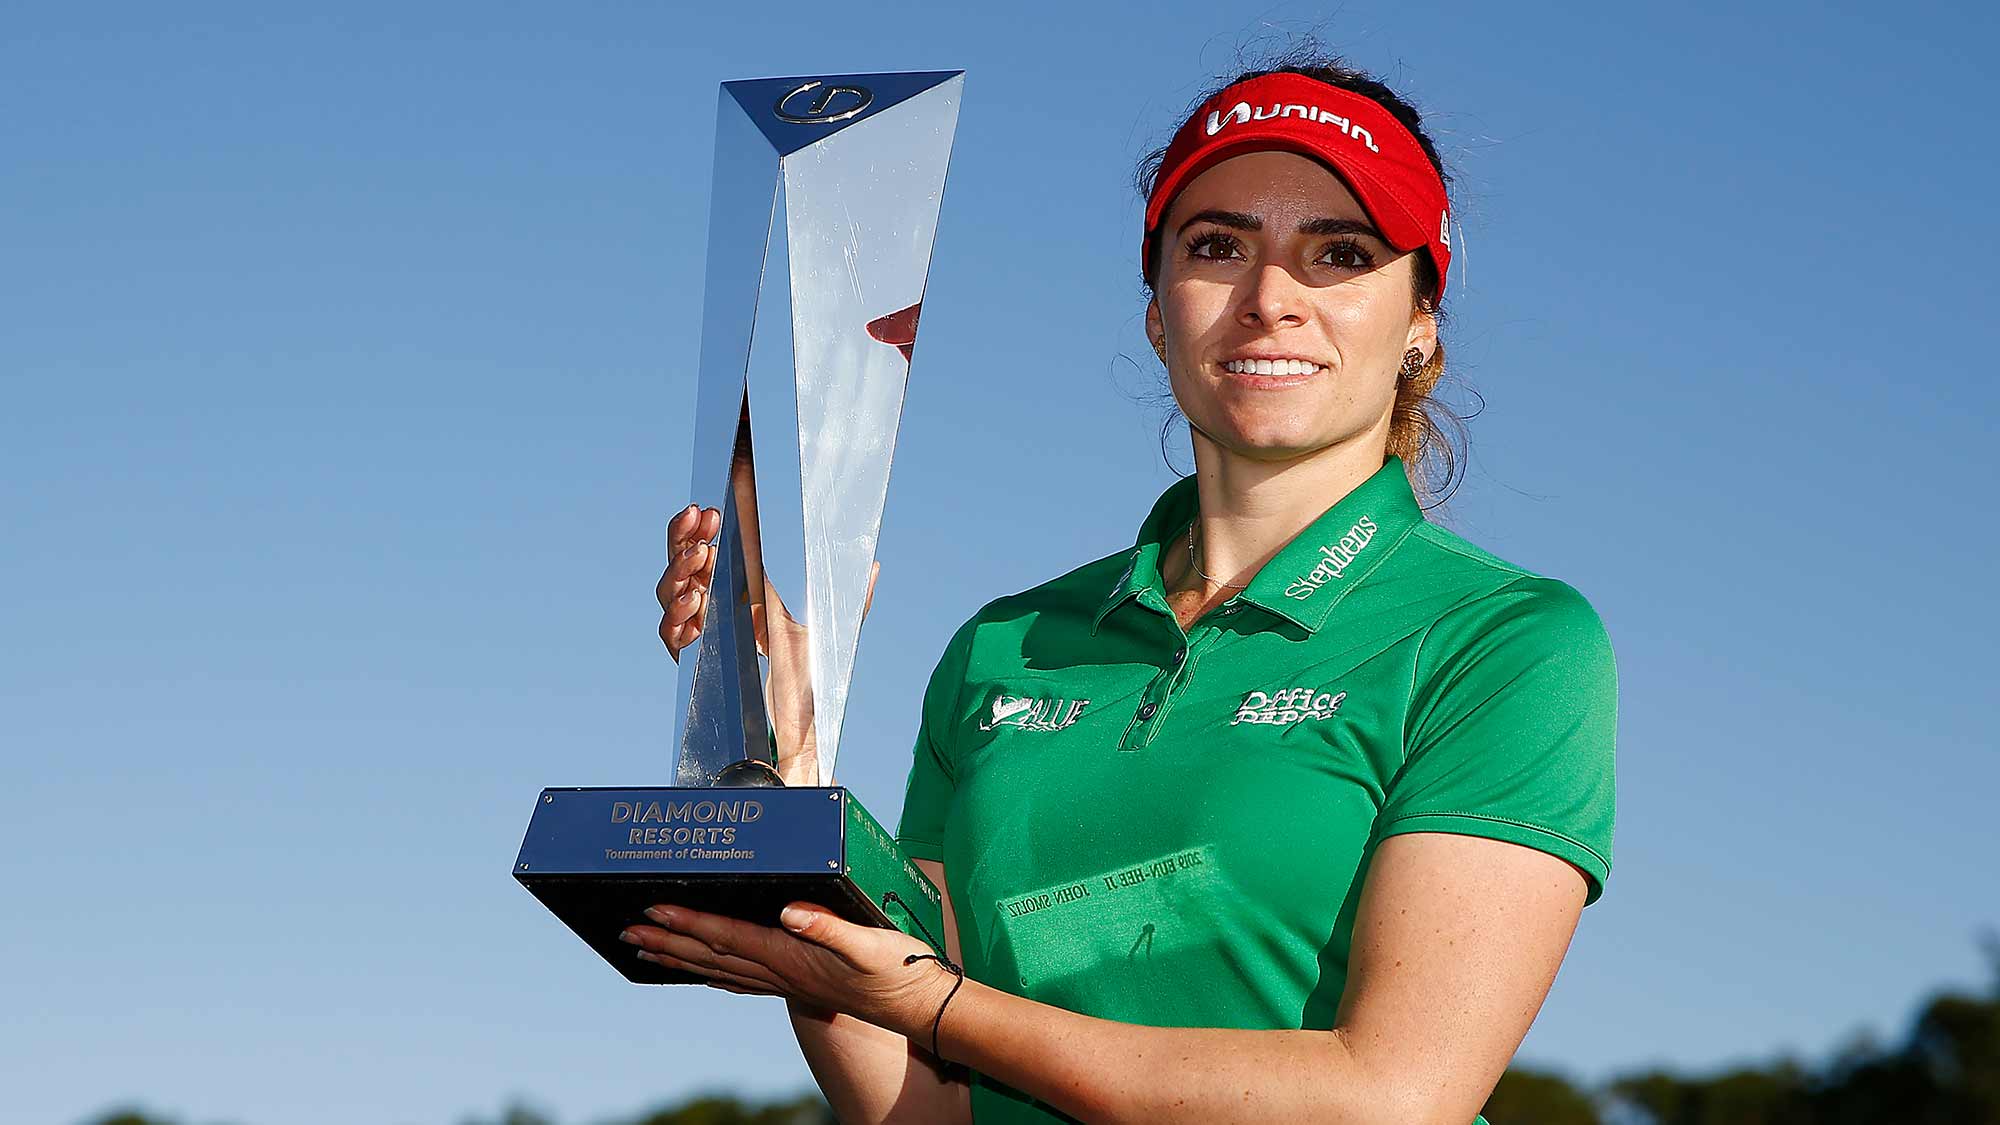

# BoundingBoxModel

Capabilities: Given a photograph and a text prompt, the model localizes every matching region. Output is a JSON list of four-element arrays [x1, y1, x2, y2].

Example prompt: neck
[[1160, 431, 1392, 596]]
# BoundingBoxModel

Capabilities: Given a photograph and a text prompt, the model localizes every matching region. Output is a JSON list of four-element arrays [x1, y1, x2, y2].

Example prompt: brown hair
[[1135, 45, 1473, 508]]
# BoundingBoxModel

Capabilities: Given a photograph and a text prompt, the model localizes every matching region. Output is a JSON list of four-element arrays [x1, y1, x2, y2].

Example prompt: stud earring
[[1398, 348, 1426, 380]]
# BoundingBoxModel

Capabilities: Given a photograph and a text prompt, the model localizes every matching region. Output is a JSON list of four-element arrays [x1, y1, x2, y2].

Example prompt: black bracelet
[[882, 890, 970, 1075], [902, 951, 966, 1063]]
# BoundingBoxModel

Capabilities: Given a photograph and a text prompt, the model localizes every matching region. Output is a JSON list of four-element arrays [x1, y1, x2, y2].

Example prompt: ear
[[1405, 300, 1440, 365], [1145, 299, 1166, 359]]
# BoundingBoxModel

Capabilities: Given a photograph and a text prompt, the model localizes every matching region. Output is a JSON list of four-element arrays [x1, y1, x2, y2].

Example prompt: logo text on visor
[[1203, 101, 1381, 154]]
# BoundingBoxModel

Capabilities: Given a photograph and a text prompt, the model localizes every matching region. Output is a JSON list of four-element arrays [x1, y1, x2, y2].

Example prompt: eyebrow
[[1175, 208, 1386, 242]]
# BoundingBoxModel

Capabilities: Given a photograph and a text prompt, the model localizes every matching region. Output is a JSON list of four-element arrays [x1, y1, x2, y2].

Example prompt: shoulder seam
[[1407, 571, 1560, 752], [1410, 570, 1544, 666], [1409, 523, 1542, 580]]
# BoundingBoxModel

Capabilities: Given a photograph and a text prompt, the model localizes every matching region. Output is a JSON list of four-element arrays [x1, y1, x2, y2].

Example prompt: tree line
[[82, 933, 2000, 1125]]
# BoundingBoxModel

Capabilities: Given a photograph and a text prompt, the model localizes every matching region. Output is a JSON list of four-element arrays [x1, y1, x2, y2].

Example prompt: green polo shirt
[[894, 455, 1616, 1125]]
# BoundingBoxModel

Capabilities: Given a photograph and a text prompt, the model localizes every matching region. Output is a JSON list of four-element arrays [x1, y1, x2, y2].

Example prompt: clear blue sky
[[5, 3, 1995, 1123]]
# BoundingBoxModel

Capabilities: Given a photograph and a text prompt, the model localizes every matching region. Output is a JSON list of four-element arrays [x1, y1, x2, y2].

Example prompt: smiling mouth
[[1220, 358, 1324, 377]]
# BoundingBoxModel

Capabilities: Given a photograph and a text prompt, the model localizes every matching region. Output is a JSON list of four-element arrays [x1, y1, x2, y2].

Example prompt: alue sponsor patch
[[1285, 516, 1379, 600], [979, 691, 1090, 733], [1232, 686, 1348, 728]]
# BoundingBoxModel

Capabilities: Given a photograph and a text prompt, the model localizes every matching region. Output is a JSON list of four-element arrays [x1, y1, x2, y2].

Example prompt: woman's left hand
[[619, 901, 957, 1040]]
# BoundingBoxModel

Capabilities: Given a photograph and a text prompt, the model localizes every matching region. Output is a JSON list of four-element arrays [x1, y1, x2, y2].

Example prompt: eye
[[1318, 238, 1376, 270], [1184, 231, 1243, 261]]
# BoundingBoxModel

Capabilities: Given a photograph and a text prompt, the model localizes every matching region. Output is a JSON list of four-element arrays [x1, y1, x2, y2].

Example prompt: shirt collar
[[1091, 456, 1425, 635]]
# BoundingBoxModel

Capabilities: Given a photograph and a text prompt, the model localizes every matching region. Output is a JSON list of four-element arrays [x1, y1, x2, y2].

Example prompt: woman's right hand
[[657, 503, 721, 662]]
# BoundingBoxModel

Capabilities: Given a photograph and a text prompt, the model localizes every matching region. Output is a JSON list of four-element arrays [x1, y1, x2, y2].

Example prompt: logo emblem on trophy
[[513, 70, 963, 983]]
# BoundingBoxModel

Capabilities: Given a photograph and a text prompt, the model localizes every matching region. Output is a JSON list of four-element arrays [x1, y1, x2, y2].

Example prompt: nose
[[1237, 261, 1311, 330]]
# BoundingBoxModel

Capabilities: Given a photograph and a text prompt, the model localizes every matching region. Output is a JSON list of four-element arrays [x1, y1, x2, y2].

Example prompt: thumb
[[779, 902, 869, 956]]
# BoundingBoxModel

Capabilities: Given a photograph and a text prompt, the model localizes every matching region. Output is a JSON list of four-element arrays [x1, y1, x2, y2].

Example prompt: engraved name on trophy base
[[513, 70, 963, 983]]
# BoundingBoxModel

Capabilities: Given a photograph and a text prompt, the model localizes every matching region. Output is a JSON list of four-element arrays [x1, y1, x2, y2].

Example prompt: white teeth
[[1224, 358, 1321, 375]]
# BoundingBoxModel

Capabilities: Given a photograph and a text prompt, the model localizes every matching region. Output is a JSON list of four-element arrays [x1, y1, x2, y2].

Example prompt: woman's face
[[1146, 149, 1435, 464]]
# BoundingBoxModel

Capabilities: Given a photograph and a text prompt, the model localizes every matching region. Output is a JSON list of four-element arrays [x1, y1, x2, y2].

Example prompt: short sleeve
[[894, 614, 979, 863], [1375, 576, 1618, 906]]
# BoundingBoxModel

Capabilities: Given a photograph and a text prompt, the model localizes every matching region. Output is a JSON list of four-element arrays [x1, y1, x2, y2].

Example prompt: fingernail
[[637, 950, 659, 962], [780, 905, 809, 930], [645, 907, 675, 927], [618, 929, 639, 944]]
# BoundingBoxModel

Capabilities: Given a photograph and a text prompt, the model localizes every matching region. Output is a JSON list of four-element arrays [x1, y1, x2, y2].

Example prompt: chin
[[1211, 428, 1327, 462], [1197, 409, 1373, 462]]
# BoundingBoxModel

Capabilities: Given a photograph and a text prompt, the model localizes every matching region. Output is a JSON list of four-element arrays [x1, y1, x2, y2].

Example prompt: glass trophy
[[513, 71, 963, 983]]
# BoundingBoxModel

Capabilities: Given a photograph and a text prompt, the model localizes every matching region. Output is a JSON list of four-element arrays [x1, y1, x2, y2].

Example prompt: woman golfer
[[643, 56, 1616, 1125]]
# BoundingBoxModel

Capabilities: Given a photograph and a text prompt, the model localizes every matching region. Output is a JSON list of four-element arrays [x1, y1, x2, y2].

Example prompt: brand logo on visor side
[[1204, 101, 1381, 154]]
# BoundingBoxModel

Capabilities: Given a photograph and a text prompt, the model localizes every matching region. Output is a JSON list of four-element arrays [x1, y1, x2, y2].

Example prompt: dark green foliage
[[626, 1092, 834, 1125], [449, 1093, 832, 1125], [1598, 973, 2000, 1125], [1603, 1060, 1818, 1125], [81, 1109, 243, 1125], [1482, 1065, 1604, 1125], [457, 1102, 558, 1125], [80, 933, 2000, 1125], [1573, 930, 2000, 1125]]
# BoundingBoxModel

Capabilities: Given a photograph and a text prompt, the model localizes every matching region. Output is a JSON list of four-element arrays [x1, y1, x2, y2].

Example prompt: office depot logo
[[1232, 686, 1347, 728]]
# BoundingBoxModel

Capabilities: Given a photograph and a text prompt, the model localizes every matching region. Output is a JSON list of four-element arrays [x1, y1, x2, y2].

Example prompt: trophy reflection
[[710, 395, 883, 790], [513, 71, 961, 984]]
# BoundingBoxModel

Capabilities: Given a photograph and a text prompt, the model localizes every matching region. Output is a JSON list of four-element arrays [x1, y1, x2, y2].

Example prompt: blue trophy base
[[513, 785, 945, 984]]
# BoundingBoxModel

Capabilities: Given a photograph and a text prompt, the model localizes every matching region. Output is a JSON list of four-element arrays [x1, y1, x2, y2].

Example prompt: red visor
[[1142, 72, 1451, 301]]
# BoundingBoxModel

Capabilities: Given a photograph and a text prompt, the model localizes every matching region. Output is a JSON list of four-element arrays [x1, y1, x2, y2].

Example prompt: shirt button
[[1170, 646, 1186, 665], [1137, 702, 1158, 721]]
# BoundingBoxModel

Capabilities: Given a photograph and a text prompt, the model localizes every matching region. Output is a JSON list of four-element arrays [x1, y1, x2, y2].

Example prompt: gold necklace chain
[[1186, 520, 1251, 589]]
